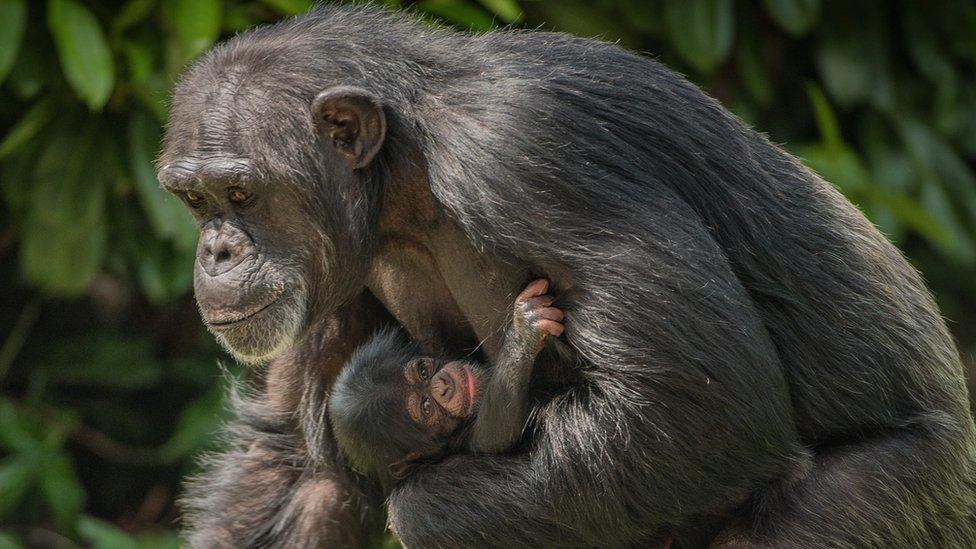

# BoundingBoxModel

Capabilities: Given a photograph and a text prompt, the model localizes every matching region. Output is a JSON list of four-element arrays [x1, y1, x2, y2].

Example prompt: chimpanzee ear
[[388, 458, 417, 480], [311, 85, 386, 169]]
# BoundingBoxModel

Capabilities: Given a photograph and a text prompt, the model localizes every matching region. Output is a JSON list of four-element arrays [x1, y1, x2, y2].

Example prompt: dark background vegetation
[[1, 0, 974, 546]]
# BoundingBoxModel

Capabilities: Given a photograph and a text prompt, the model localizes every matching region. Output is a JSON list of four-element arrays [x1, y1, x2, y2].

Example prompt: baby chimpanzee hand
[[513, 279, 565, 350]]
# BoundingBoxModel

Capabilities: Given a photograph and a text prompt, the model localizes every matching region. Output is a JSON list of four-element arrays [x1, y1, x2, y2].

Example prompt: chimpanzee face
[[158, 61, 388, 364], [402, 358, 483, 438]]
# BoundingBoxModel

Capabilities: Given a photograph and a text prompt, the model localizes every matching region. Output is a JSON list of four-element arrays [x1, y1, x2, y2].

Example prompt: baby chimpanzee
[[328, 279, 564, 484]]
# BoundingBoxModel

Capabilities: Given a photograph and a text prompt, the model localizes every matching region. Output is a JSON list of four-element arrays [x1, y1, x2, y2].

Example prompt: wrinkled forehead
[[160, 64, 318, 177]]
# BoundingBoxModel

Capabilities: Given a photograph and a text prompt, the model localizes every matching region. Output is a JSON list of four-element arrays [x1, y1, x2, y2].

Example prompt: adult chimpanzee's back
[[167, 5, 976, 548]]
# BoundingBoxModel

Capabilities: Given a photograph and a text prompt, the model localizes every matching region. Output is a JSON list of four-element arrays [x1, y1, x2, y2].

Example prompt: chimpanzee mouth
[[206, 294, 284, 330]]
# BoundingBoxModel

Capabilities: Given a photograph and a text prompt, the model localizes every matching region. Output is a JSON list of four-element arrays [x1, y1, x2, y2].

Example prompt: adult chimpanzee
[[330, 279, 564, 486], [160, 5, 976, 548]]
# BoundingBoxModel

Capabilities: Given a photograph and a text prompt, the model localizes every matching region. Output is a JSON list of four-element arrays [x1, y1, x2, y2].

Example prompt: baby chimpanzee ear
[[388, 458, 417, 480], [387, 448, 446, 480]]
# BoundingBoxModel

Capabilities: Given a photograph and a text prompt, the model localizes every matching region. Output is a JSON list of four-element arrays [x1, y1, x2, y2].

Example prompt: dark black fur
[[166, 5, 976, 548], [327, 329, 436, 483]]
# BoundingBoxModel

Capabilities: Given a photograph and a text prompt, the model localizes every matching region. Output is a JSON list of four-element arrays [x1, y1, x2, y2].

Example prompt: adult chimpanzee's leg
[[181, 292, 391, 548], [713, 416, 976, 548]]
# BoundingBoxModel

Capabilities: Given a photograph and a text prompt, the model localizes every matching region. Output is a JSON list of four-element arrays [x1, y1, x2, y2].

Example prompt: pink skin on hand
[[516, 278, 566, 342]]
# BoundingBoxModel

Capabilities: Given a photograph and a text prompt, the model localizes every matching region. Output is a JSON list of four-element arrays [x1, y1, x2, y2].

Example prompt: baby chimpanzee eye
[[421, 397, 432, 416]]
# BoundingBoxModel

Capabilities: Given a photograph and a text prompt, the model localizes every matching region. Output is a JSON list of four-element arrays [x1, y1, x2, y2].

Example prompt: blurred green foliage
[[1, 0, 975, 546]]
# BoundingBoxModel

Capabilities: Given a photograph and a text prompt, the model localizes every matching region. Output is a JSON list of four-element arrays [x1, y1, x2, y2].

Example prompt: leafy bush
[[1, 0, 974, 545]]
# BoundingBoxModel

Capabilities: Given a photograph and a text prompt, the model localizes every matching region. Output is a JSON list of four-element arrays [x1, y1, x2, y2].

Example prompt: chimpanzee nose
[[199, 222, 253, 277], [431, 371, 455, 404]]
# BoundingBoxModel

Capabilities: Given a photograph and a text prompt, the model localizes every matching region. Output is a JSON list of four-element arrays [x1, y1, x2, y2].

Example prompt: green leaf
[[762, 0, 820, 36], [664, 0, 734, 73], [0, 97, 55, 160], [919, 183, 976, 265], [794, 142, 870, 195], [476, 0, 522, 23], [620, 0, 664, 34], [899, 117, 976, 231], [805, 82, 842, 151], [814, 34, 870, 107], [168, 0, 221, 62], [418, 0, 496, 32], [113, 0, 157, 35], [40, 453, 85, 531], [47, 0, 116, 110], [161, 386, 226, 461], [0, 531, 26, 549], [128, 114, 198, 251], [78, 516, 139, 549], [0, 399, 43, 453], [133, 532, 181, 549], [0, 455, 37, 517], [530, 0, 636, 46], [6, 44, 50, 100], [0, 0, 27, 84], [737, 34, 772, 107], [258, 0, 312, 16], [41, 335, 162, 390], [814, 5, 890, 109], [20, 123, 108, 295]]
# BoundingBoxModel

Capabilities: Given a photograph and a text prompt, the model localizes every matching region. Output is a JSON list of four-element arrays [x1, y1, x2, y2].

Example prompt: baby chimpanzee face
[[402, 358, 483, 438], [329, 329, 491, 484]]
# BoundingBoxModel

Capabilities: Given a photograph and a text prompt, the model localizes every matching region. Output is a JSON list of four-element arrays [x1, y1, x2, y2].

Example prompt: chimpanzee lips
[[204, 293, 283, 329]]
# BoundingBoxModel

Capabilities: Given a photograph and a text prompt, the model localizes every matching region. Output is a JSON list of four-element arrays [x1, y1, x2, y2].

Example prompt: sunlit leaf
[[804, 83, 842, 151], [168, 0, 221, 62], [762, 0, 819, 36], [664, 0, 733, 73], [476, 0, 522, 23], [0, 0, 27, 84], [47, 0, 115, 110]]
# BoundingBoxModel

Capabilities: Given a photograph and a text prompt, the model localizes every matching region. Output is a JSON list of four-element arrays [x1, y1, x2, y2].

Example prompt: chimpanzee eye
[[418, 362, 429, 381], [421, 397, 432, 416], [184, 190, 205, 208], [228, 187, 253, 206]]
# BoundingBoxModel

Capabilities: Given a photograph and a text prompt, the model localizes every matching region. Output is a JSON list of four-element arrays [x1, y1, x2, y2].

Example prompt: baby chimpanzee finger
[[516, 278, 550, 303]]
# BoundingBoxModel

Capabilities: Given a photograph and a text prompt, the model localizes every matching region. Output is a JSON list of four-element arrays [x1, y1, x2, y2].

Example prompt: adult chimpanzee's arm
[[387, 203, 805, 547], [182, 292, 391, 548], [469, 279, 564, 454]]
